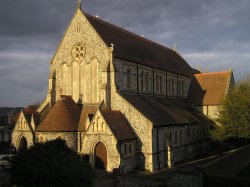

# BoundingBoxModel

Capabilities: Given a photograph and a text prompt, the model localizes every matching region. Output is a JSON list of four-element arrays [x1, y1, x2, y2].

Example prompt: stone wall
[[121, 154, 137, 173], [113, 58, 191, 98], [152, 123, 211, 169], [196, 105, 221, 123], [41, 8, 111, 108], [12, 131, 34, 150], [167, 171, 202, 187], [36, 132, 78, 151], [113, 59, 137, 93], [111, 60, 154, 171], [11, 112, 35, 150], [111, 57, 211, 171], [115, 171, 202, 187], [81, 110, 121, 172], [116, 174, 166, 187]]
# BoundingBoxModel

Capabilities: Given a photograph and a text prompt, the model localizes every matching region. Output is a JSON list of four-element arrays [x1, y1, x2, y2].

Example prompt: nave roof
[[84, 12, 193, 77]]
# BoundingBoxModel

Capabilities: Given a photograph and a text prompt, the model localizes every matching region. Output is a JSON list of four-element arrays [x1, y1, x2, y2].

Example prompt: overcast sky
[[0, 0, 249, 107]]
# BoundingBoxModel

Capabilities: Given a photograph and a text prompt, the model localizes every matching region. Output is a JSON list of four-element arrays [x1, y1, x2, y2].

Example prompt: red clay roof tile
[[101, 110, 137, 141], [36, 96, 81, 132], [188, 71, 232, 105], [78, 104, 99, 131]]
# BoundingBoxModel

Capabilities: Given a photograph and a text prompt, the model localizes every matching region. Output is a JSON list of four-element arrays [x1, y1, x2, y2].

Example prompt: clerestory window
[[127, 68, 131, 89]]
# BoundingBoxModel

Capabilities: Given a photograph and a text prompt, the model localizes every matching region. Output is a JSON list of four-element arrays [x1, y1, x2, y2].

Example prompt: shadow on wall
[[123, 114, 145, 172], [187, 76, 206, 106]]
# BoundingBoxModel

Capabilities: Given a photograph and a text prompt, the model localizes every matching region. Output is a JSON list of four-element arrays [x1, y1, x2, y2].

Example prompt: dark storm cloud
[[85, 0, 250, 78], [0, 0, 249, 106], [0, 0, 74, 36]]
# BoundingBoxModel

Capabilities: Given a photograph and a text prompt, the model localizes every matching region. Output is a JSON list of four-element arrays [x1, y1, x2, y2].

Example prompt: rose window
[[72, 43, 85, 60]]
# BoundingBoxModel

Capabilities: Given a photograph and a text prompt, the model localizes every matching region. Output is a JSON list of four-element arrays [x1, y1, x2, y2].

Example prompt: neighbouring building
[[11, 3, 220, 172], [0, 107, 23, 153], [0, 107, 23, 127]]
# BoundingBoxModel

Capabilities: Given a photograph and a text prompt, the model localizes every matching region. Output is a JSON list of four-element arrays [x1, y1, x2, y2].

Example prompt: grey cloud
[[0, 0, 74, 36], [0, 0, 249, 106]]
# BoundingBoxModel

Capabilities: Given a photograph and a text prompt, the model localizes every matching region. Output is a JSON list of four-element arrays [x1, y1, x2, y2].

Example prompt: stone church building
[[11, 4, 232, 172]]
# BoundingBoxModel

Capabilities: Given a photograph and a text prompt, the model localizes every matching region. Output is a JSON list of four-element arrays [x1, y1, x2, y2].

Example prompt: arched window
[[171, 78, 174, 95], [72, 62, 79, 102], [169, 131, 172, 144], [93, 122, 96, 132], [159, 76, 162, 94], [145, 72, 149, 91], [140, 72, 144, 91], [124, 144, 127, 156], [129, 143, 133, 154], [96, 117, 100, 132], [197, 128, 199, 139], [101, 123, 105, 132], [62, 63, 69, 95], [175, 130, 178, 144], [167, 77, 171, 95], [180, 130, 182, 144], [180, 80, 184, 96], [52, 71, 56, 94], [127, 68, 131, 89], [21, 120, 24, 130], [155, 75, 159, 93], [165, 134, 168, 146], [182, 81, 184, 96]]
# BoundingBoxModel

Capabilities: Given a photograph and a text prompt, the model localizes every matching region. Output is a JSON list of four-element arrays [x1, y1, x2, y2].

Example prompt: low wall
[[114, 170, 202, 187]]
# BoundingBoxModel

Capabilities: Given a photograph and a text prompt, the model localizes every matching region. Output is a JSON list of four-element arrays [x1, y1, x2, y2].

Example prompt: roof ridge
[[84, 13, 175, 53], [194, 71, 230, 76]]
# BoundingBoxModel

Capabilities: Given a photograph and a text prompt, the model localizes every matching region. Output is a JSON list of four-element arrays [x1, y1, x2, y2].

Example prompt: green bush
[[10, 138, 94, 187], [211, 77, 250, 143]]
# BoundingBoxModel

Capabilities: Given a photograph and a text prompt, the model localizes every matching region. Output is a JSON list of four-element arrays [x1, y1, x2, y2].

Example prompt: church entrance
[[94, 142, 107, 170], [19, 137, 27, 151]]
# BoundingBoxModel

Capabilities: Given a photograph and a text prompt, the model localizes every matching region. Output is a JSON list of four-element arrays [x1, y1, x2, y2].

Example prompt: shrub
[[10, 138, 94, 187]]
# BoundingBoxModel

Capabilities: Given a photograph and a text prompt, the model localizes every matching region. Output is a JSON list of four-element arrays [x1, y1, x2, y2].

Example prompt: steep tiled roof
[[188, 71, 232, 106], [120, 93, 210, 126], [85, 13, 193, 77], [12, 105, 38, 124], [36, 96, 81, 132], [101, 110, 137, 141], [78, 104, 99, 131]]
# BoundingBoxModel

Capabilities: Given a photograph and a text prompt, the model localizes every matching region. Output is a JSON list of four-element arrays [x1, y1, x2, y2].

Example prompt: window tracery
[[72, 43, 85, 60]]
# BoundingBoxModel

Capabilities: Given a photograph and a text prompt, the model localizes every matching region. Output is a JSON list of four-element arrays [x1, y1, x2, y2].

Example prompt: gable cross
[[77, 0, 82, 6]]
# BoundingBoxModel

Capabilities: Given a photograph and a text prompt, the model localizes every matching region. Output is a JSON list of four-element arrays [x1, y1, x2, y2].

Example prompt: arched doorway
[[19, 137, 27, 151], [94, 142, 107, 170]]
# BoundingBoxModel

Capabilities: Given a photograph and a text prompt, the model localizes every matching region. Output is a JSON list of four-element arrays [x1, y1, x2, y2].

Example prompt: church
[[11, 3, 233, 173]]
